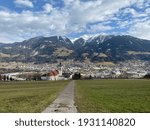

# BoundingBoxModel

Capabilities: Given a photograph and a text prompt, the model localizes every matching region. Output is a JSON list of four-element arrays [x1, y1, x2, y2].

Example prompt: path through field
[[42, 80, 77, 113]]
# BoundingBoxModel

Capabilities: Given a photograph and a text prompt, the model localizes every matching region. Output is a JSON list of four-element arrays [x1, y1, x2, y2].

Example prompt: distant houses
[[1, 60, 150, 81], [0, 62, 65, 81], [0, 67, 69, 81]]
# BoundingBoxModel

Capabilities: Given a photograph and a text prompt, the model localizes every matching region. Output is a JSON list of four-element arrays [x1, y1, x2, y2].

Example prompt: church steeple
[[59, 62, 63, 76]]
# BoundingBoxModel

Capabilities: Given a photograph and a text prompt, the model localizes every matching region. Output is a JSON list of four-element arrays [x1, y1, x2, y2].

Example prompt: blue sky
[[0, 0, 150, 43]]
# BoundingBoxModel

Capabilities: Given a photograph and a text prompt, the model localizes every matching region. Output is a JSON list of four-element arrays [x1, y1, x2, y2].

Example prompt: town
[[0, 60, 150, 81]]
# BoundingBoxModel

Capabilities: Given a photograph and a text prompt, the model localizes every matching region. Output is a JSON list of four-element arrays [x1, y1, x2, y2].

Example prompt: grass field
[[0, 80, 69, 112], [75, 79, 150, 113]]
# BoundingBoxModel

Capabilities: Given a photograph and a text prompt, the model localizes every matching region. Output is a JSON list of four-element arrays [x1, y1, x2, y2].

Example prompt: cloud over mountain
[[0, 0, 149, 43]]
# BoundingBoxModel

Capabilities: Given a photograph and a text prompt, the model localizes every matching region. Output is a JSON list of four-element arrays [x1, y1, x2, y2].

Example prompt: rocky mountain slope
[[0, 35, 150, 63]]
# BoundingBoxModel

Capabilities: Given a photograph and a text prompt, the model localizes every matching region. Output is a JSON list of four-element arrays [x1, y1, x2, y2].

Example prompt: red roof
[[47, 70, 59, 76]]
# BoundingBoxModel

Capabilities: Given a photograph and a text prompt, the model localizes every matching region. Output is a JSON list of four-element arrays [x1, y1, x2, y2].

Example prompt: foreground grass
[[0, 80, 69, 113], [75, 79, 150, 113]]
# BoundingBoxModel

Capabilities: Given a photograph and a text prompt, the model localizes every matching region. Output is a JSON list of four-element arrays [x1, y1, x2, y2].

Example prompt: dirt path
[[42, 80, 77, 113]]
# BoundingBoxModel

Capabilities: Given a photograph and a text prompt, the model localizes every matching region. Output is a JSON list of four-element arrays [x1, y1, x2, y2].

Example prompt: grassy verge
[[0, 80, 69, 112], [75, 79, 150, 112]]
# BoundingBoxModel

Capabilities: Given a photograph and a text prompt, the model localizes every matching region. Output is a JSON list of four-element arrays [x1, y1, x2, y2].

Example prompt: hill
[[0, 35, 150, 63]]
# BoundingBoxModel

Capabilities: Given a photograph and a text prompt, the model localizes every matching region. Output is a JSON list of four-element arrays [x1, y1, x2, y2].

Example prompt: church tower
[[59, 62, 63, 76]]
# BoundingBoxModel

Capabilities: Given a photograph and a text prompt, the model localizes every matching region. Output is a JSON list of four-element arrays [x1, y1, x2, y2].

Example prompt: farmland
[[0, 79, 150, 113], [75, 79, 150, 112], [0, 80, 69, 112]]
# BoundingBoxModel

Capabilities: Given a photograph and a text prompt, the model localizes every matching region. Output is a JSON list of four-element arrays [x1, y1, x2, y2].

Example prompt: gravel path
[[42, 80, 77, 113]]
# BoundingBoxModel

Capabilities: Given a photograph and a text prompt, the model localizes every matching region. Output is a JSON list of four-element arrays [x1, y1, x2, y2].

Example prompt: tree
[[0, 75, 2, 81], [72, 73, 81, 80], [144, 74, 150, 79], [4, 75, 6, 81]]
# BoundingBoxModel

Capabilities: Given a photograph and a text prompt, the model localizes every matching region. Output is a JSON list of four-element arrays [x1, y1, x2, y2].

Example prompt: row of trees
[[0, 73, 42, 81]]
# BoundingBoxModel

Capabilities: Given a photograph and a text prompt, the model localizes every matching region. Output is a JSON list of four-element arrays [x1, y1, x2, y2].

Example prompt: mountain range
[[0, 35, 150, 63]]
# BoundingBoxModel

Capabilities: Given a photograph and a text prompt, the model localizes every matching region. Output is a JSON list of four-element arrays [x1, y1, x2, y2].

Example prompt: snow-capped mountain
[[0, 35, 150, 63], [86, 35, 113, 44]]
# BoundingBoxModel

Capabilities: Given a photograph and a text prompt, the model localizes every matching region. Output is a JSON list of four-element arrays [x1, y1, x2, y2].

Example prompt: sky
[[0, 0, 150, 43]]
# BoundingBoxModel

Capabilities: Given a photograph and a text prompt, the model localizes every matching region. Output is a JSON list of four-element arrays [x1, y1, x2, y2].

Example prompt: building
[[41, 70, 60, 80], [47, 70, 59, 80], [41, 62, 64, 81]]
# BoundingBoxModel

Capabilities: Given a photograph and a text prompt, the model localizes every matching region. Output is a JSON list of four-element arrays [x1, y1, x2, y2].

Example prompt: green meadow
[[0, 81, 68, 112], [0, 79, 150, 113], [75, 79, 150, 113]]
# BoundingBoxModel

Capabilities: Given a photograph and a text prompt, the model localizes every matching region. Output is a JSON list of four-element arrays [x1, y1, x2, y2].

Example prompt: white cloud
[[66, 0, 134, 24], [0, 33, 25, 43], [122, 7, 148, 18], [133, 0, 149, 9], [128, 20, 150, 40], [0, 10, 69, 43], [14, 0, 34, 8], [145, 8, 150, 14], [0, 0, 150, 43], [123, 8, 137, 16], [43, 3, 53, 13], [117, 20, 129, 29], [88, 23, 113, 33]]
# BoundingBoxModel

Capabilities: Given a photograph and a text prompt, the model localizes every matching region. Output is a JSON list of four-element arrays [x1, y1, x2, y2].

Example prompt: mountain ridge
[[0, 35, 150, 63]]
